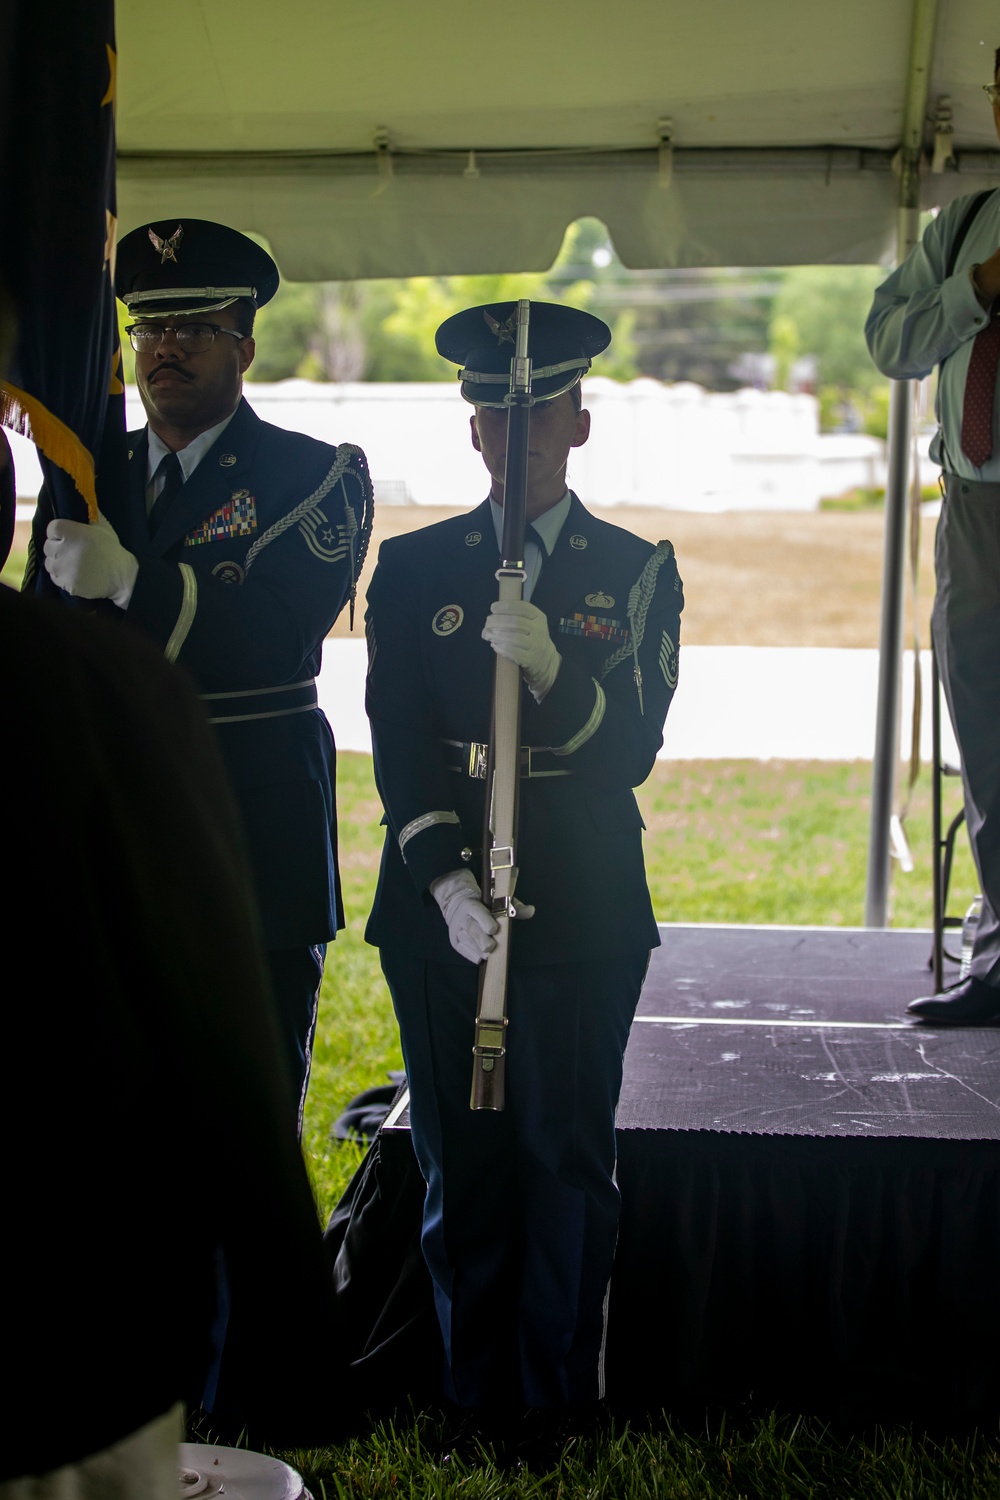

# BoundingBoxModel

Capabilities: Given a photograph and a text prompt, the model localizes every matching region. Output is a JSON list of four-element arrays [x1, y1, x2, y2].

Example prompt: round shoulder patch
[[212, 560, 245, 585], [465, 531, 482, 547], [432, 604, 464, 636], [569, 533, 588, 550]]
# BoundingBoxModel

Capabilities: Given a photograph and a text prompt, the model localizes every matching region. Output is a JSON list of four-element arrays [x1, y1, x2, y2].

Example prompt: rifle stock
[[470, 300, 532, 1110]]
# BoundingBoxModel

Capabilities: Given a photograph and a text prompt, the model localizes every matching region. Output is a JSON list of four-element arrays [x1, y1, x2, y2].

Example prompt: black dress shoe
[[436, 1407, 521, 1470], [907, 975, 1000, 1023], [516, 1404, 602, 1473]]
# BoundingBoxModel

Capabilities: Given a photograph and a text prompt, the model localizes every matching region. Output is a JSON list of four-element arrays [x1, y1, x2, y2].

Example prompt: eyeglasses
[[125, 321, 246, 353], [983, 83, 1000, 105]]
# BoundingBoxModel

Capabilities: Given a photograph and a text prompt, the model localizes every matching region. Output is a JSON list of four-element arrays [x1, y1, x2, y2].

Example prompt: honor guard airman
[[364, 301, 683, 1435], [41, 218, 374, 1124]]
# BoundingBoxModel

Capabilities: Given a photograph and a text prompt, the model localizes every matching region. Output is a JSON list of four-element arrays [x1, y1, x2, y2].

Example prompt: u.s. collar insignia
[[569, 534, 588, 550], [148, 223, 183, 264], [484, 310, 517, 345], [432, 604, 464, 636], [219, 453, 237, 467], [586, 591, 614, 608], [212, 560, 245, 585], [465, 530, 482, 547]]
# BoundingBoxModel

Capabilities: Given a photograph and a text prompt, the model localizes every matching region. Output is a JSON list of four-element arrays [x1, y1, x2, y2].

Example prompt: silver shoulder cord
[[600, 539, 675, 714]]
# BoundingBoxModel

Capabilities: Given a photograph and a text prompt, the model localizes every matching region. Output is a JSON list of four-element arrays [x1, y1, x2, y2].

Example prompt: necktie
[[960, 308, 1000, 469], [526, 524, 546, 601], [149, 451, 184, 535]]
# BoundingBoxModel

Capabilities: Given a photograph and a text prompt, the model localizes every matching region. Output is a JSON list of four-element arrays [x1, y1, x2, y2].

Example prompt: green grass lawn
[[283, 1411, 1000, 1498], [2, 545, 28, 590], [288, 754, 990, 1496]]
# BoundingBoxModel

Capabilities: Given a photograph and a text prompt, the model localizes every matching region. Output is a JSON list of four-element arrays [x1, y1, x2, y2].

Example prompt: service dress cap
[[115, 218, 279, 318], [436, 300, 611, 406]]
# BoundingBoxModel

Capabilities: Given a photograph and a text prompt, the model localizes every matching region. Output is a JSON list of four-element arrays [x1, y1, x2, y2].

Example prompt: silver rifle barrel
[[471, 298, 532, 1110]]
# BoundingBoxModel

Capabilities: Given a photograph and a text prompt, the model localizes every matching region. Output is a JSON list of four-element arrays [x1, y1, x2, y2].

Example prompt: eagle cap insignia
[[148, 223, 183, 264], [484, 310, 517, 346]]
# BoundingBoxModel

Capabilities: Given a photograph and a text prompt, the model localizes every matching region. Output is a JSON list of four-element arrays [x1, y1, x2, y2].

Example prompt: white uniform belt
[[441, 738, 572, 779], [201, 678, 318, 725]]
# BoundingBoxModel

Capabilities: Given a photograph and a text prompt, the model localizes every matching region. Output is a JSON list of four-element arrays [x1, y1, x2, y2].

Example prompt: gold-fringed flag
[[0, 0, 125, 586]]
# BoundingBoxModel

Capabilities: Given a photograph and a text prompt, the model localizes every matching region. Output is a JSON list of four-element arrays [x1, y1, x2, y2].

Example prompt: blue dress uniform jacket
[[365, 493, 682, 963], [103, 396, 372, 953], [364, 493, 682, 1409]]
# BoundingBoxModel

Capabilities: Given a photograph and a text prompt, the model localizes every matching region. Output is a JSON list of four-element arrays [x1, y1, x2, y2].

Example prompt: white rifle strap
[[477, 568, 524, 1035]]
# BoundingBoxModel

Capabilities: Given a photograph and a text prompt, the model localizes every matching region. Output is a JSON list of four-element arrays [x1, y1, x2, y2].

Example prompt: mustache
[[148, 363, 193, 383]]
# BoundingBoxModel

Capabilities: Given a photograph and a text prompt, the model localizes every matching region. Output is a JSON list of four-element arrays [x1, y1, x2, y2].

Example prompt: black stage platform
[[328, 926, 1000, 1416]]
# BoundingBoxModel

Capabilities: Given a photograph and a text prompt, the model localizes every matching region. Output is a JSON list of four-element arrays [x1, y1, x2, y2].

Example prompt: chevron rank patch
[[185, 491, 257, 547], [559, 611, 629, 645], [659, 630, 679, 688], [299, 506, 352, 563]]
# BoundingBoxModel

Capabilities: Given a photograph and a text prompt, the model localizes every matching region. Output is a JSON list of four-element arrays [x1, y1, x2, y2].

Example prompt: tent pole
[[864, 0, 938, 927], [865, 368, 914, 926]]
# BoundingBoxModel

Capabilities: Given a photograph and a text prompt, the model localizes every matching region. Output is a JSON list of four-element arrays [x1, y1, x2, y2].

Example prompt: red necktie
[[960, 308, 1000, 468]]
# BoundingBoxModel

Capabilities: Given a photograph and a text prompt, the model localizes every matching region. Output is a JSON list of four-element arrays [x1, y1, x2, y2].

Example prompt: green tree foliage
[[247, 220, 639, 385], [244, 220, 893, 429], [767, 265, 890, 429], [116, 299, 136, 387], [769, 265, 887, 393], [549, 219, 782, 389]]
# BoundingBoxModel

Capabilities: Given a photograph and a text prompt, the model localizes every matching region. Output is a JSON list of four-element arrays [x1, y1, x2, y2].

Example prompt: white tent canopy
[[117, 0, 1000, 278]]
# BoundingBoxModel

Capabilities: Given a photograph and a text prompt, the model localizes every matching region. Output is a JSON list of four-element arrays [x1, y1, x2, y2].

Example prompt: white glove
[[430, 868, 498, 963], [482, 599, 561, 702], [429, 868, 536, 963], [44, 513, 139, 608]]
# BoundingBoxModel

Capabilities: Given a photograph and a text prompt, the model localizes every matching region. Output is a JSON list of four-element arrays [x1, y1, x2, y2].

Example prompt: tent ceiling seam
[[117, 145, 902, 178]]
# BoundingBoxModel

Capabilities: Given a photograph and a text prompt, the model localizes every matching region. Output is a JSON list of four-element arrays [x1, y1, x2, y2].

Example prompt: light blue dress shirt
[[866, 188, 1000, 480], [145, 408, 238, 515]]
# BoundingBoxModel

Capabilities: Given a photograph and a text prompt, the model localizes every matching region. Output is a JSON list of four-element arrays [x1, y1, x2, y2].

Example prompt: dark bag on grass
[[323, 1114, 441, 1408]]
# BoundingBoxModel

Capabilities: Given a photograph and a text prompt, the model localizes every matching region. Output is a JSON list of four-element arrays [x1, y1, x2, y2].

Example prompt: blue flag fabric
[[0, 0, 125, 585]]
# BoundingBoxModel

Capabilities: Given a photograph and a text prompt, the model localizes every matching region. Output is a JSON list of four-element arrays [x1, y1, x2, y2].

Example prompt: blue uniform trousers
[[380, 949, 648, 1409]]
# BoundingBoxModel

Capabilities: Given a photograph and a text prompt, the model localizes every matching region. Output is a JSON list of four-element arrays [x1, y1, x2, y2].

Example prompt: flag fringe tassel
[[0, 381, 98, 522]]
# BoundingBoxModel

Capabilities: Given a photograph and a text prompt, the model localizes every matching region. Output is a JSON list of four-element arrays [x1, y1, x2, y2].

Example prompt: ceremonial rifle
[[470, 299, 532, 1111]]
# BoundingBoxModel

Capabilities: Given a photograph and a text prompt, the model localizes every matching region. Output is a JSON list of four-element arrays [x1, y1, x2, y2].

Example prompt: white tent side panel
[[118, 151, 909, 278]]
